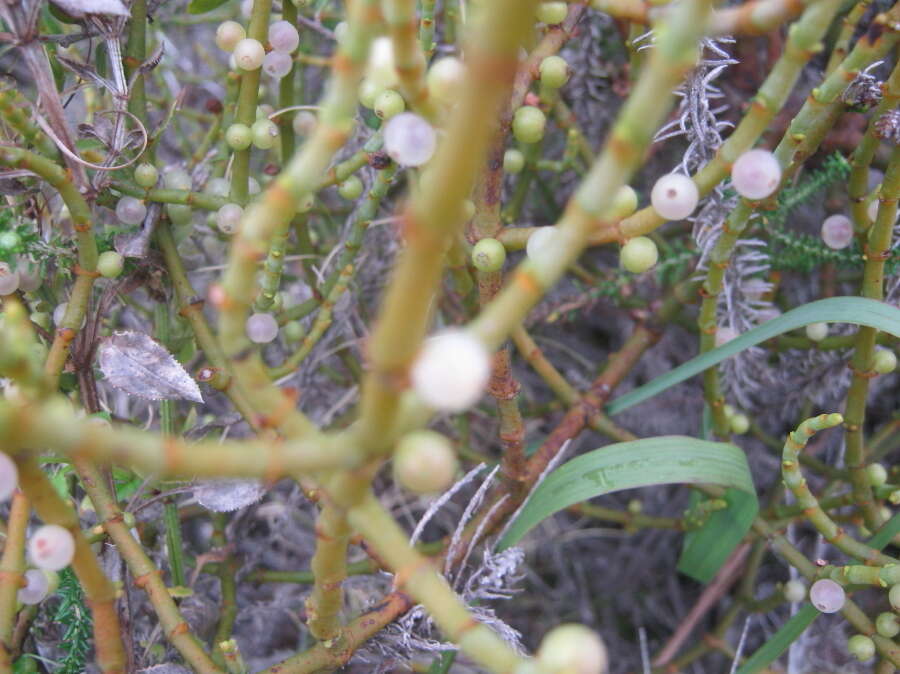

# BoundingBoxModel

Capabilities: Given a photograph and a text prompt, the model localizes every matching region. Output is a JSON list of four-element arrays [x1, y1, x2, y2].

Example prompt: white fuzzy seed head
[[383, 113, 437, 167], [28, 525, 75, 572], [0, 262, 20, 295], [17, 569, 51, 605], [115, 196, 147, 225], [537, 624, 609, 674], [731, 149, 781, 200], [426, 57, 465, 106], [393, 430, 458, 493], [783, 579, 806, 603], [263, 50, 293, 79], [233, 38, 265, 71], [246, 312, 279, 344], [821, 214, 854, 250], [410, 330, 490, 412], [268, 20, 299, 53], [810, 578, 845, 613], [215, 20, 246, 52], [651, 173, 699, 220], [216, 204, 244, 234], [805, 322, 828, 342], [0, 452, 17, 502]]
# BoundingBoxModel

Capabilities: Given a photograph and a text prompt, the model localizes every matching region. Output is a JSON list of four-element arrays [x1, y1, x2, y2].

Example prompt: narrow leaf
[[97, 331, 203, 403], [496, 436, 756, 550], [606, 297, 900, 416]]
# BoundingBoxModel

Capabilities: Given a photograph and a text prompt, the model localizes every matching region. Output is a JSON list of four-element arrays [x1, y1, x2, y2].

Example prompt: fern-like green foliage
[[54, 569, 91, 674]]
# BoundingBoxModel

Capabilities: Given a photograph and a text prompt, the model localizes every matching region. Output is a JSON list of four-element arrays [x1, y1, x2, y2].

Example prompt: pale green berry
[[876, 612, 900, 638], [847, 635, 875, 662], [867, 462, 888, 486], [537, 624, 608, 674], [873, 349, 897, 374], [609, 185, 638, 220], [215, 20, 246, 52], [539, 55, 569, 89], [512, 105, 546, 144], [284, 320, 304, 342], [251, 118, 279, 150], [97, 251, 124, 279], [133, 163, 158, 188], [374, 89, 405, 120], [805, 322, 828, 342], [226, 123, 253, 150], [472, 238, 507, 272], [730, 413, 750, 435], [891, 584, 900, 611], [358, 78, 383, 109], [723, 404, 736, 420], [426, 57, 464, 106], [620, 236, 658, 273], [783, 579, 806, 603], [503, 148, 525, 174], [166, 204, 193, 226], [393, 430, 458, 494], [536, 1, 568, 24], [337, 175, 364, 200]]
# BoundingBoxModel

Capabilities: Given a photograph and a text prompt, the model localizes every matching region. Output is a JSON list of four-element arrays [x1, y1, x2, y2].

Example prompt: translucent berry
[[97, 251, 124, 279], [383, 113, 437, 167], [723, 404, 736, 419], [226, 123, 253, 150], [809, 578, 845, 613], [512, 105, 546, 144], [537, 624, 609, 674], [263, 51, 293, 79], [472, 238, 507, 272], [891, 584, 900, 611], [246, 312, 279, 343], [651, 173, 699, 220], [337, 175, 364, 200], [539, 55, 569, 89], [393, 430, 458, 494], [216, 204, 244, 234], [730, 149, 781, 200], [206, 177, 230, 197], [0, 262, 20, 295], [374, 89, 405, 120], [293, 111, 317, 136], [620, 236, 658, 273], [358, 78, 384, 109], [215, 20, 246, 52], [333, 21, 348, 43], [876, 612, 900, 638], [28, 524, 75, 571], [783, 579, 805, 603], [251, 118, 279, 150], [866, 462, 888, 486], [233, 38, 265, 71], [503, 148, 525, 174], [166, 203, 193, 226], [284, 320, 304, 342], [609, 185, 638, 220], [410, 330, 491, 412], [536, 1, 568, 24], [17, 569, 52, 605], [820, 214, 853, 250], [873, 348, 897, 374], [0, 452, 18, 502], [847, 635, 875, 662], [805, 322, 828, 342], [526, 226, 561, 264], [115, 196, 147, 225], [163, 166, 192, 191], [366, 37, 398, 89], [268, 20, 299, 53], [730, 413, 749, 435], [426, 57, 465, 106], [133, 162, 158, 188]]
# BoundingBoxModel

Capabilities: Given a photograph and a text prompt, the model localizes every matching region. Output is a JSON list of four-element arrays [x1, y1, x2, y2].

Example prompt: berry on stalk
[[410, 330, 490, 412], [268, 20, 299, 53], [97, 251, 124, 279], [536, 2, 568, 24], [847, 635, 875, 662], [783, 579, 805, 603], [512, 105, 546, 144], [383, 113, 436, 167], [163, 166, 192, 191], [374, 89, 405, 120], [215, 21, 246, 52], [216, 204, 244, 234], [134, 162, 158, 188], [873, 348, 897, 374], [730, 149, 781, 200], [393, 430, 458, 493], [805, 322, 828, 342], [503, 148, 525, 174], [820, 214, 853, 250], [226, 123, 253, 150], [651, 173, 699, 220], [233, 38, 265, 71], [809, 578, 844, 613], [620, 236, 658, 273], [526, 226, 560, 264], [537, 623, 609, 674], [263, 51, 293, 79], [245, 313, 279, 344], [337, 176, 364, 200], [471, 238, 506, 272], [251, 118, 279, 150], [115, 196, 147, 225], [539, 55, 569, 89], [426, 57, 465, 106], [27, 524, 75, 571]]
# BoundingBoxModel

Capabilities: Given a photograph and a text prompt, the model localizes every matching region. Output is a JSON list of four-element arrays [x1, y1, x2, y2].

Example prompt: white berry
[[783, 579, 806, 603], [537, 624, 609, 674], [17, 569, 50, 605], [715, 326, 739, 347], [810, 578, 845, 613], [526, 226, 561, 265], [0, 452, 17, 502], [28, 524, 76, 571], [233, 38, 265, 71], [805, 322, 828, 342], [215, 21, 246, 52], [867, 198, 879, 222], [366, 36, 398, 89], [216, 204, 243, 234], [246, 312, 279, 344], [268, 20, 299, 53], [383, 113, 437, 167], [731, 149, 781, 200], [426, 57, 465, 106], [651, 173, 699, 220], [0, 262, 20, 295], [410, 330, 491, 412], [263, 51, 293, 79], [393, 430, 458, 493], [820, 214, 853, 250], [115, 196, 147, 225]]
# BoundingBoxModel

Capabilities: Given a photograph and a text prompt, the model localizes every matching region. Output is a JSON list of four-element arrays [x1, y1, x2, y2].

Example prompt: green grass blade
[[606, 297, 900, 416], [496, 436, 755, 550]]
